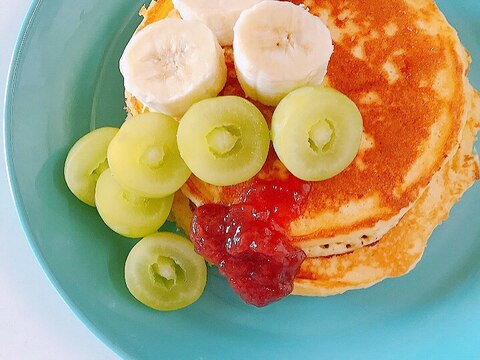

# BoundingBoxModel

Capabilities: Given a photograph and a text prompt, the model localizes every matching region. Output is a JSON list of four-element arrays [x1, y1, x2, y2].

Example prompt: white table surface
[[0, 2, 119, 359]]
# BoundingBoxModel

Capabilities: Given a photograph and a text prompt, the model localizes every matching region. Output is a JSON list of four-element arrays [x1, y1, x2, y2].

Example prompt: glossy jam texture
[[191, 204, 305, 307], [241, 177, 312, 228], [190, 178, 310, 307]]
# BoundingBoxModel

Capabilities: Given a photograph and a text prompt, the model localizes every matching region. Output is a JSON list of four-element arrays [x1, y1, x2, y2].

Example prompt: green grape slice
[[107, 113, 191, 198], [271, 86, 363, 181], [177, 96, 270, 186], [125, 232, 207, 311], [95, 169, 173, 238], [64, 127, 119, 206]]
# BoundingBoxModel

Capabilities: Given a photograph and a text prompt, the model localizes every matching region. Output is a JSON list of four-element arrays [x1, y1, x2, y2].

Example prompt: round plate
[[4, 0, 480, 359]]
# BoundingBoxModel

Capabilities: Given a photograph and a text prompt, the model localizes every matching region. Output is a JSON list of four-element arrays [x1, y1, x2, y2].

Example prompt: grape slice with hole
[[95, 169, 173, 238], [177, 96, 270, 186], [108, 113, 191, 198], [64, 127, 119, 206], [271, 86, 363, 181], [125, 232, 207, 311]]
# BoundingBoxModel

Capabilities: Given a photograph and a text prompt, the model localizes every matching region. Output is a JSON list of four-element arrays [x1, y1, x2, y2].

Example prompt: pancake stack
[[125, 0, 480, 296]]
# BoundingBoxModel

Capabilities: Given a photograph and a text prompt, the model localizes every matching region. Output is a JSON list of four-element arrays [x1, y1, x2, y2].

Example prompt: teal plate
[[4, 1, 480, 359]]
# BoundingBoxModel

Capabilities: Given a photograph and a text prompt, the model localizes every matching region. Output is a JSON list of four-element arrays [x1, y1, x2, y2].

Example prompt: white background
[[0, 2, 119, 359]]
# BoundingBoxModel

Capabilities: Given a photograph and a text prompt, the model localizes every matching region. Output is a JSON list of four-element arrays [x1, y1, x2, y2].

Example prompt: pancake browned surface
[[125, 0, 479, 295], [178, 0, 473, 256]]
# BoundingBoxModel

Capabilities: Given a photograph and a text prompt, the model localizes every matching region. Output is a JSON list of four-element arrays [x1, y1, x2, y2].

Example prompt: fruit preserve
[[190, 178, 310, 307]]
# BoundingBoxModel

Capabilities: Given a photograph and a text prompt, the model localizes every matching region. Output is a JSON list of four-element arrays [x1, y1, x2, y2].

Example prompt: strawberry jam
[[190, 178, 310, 307]]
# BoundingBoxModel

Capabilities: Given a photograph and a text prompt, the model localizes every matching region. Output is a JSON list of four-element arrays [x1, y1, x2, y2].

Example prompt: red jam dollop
[[190, 178, 310, 307]]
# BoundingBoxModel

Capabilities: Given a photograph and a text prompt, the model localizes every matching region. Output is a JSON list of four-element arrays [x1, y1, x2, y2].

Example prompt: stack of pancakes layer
[[125, 0, 480, 296]]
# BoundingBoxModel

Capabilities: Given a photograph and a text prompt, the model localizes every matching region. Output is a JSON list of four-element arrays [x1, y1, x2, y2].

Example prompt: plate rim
[[3, 1, 129, 359]]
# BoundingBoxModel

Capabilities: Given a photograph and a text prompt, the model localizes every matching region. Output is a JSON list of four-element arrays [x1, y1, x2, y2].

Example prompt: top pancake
[[127, 0, 472, 256]]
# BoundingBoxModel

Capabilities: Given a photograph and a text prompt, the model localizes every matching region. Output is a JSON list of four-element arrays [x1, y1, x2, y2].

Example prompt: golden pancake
[[124, 0, 479, 295], [126, 0, 474, 257]]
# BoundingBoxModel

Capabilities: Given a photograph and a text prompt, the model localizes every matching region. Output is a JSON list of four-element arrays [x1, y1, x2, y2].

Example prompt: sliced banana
[[120, 19, 227, 118], [171, 0, 266, 46], [233, 1, 334, 106]]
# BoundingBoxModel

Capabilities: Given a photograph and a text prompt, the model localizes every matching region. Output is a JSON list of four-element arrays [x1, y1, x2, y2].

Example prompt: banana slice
[[233, 1, 334, 106], [171, 0, 265, 46], [120, 19, 227, 118]]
